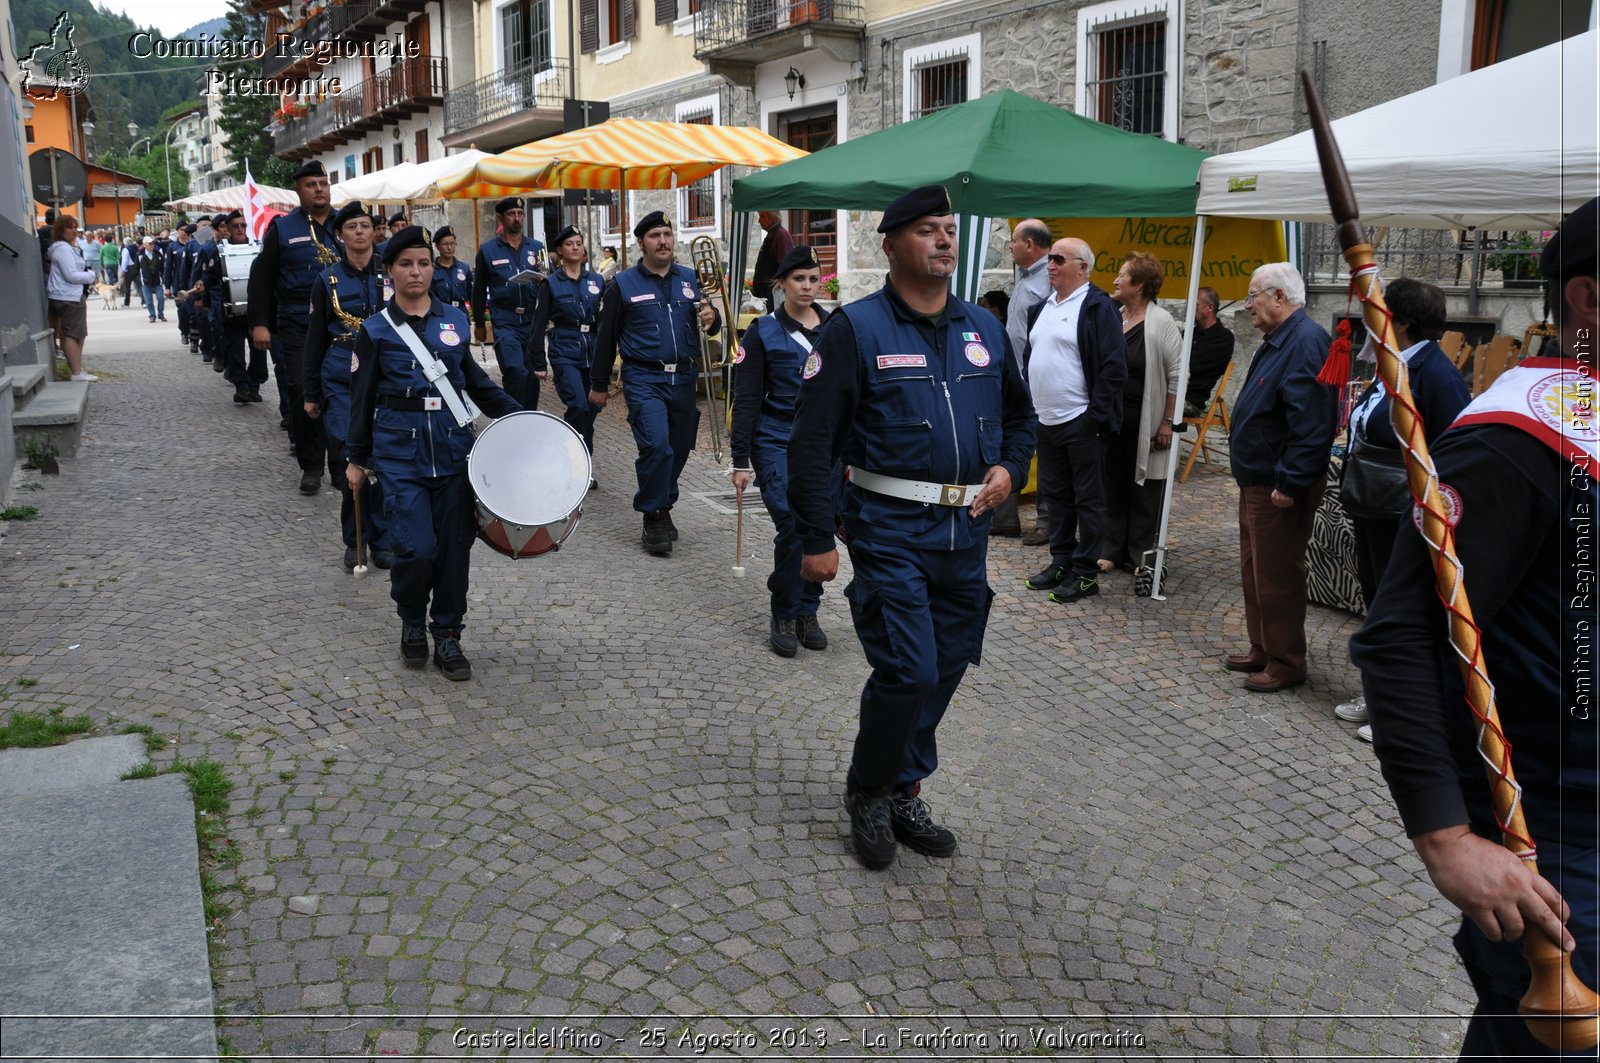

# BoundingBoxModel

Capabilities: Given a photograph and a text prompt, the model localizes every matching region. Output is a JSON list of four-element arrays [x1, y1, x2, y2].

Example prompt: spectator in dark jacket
[[1223, 261, 1337, 692], [1020, 236, 1127, 604]]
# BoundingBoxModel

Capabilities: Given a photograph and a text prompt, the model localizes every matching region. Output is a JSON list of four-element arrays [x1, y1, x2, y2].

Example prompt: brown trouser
[[1237, 479, 1324, 681]]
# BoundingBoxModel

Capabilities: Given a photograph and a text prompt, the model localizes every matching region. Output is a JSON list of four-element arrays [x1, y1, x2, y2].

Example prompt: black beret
[[224, 209, 244, 224], [210, 213, 229, 226], [432, 225, 455, 244], [387, 212, 407, 227], [1541, 195, 1599, 283], [775, 244, 821, 278], [332, 201, 373, 231], [553, 224, 581, 247], [633, 211, 670, 239], [291, 160, 327, 182], [381, 225, 432, 267], [182, 223, 198, 235], [495, 196, 525, 214], [876, 184, 954, 233]]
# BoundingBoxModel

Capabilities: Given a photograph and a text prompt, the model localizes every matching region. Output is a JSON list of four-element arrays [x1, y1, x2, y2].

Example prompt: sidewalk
[[0, 304, 1472, 1059]]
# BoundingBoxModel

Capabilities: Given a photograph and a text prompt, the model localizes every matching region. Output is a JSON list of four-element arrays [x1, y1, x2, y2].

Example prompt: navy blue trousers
[[621, 367, 699, 514], [490, 312, 541, 411], [378, 469, 476, 636], [550, 353, 598, 455], [752, 416, 820, 619], [218, 317, 260, 391], [843, 537, 993, 793]]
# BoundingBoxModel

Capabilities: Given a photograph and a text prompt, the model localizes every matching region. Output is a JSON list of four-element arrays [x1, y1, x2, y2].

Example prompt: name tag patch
[[877, 354, 927, 369], [288, 236, 311, 245], [964, 342, 991, 367], [631, 293, 656, 303], [492, 258, 510, 266]]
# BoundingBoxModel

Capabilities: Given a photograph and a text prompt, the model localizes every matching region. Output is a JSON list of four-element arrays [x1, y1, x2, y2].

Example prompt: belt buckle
[[579, 324, 590, 333], [424, 397, 442, 411], [515, 307, 526, 314], [941, 484, 966, 507], [662, 362, 677, 373]]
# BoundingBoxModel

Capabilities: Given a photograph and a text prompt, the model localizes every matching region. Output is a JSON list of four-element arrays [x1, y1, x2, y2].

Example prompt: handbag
[[1340, 417, 1412, 521]]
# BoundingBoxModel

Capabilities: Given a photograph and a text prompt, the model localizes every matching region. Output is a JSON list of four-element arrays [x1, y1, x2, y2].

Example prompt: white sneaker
[[1334, 695, 1368, 723], [70, 372, 98, 382], [1356, 724, 1373, 743]]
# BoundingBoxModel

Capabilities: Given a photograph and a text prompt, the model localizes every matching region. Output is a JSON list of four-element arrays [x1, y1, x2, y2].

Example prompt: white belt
[[847, 466, 985, 507]]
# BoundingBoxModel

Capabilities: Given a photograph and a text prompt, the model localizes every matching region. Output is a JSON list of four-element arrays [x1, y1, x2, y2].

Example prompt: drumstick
[[732, 484, 746, 578], [352, 480, 368, 576]]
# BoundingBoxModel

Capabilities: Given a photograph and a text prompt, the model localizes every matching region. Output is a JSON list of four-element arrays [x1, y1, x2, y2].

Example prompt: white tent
[[330, 150, 561, 206], [168, 182, 298, 213], [1149, 30, 1598, 599], [1196, 30, 1598, 229]]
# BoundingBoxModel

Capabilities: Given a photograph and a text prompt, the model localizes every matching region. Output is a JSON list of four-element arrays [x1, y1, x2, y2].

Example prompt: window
[[393, 142, 404, 167], [415, 130, 430, 164], [901, 34, 979, 123], [1471, 0, 1592, 68], [501, 0, 554, 75], [580, 0, 634, 55], [1076, 0, 1178, 139], [675, 96, 718, 231]]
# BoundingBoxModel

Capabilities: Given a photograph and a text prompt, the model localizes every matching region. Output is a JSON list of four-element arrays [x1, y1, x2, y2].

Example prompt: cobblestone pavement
[[0, 305, 1476, 1060]]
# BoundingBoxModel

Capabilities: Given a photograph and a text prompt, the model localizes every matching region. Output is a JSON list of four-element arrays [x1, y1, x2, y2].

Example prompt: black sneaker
[[769, 616, 798, 658], [795, 615, 828, 651], [370, 549, 394, 570], [433, 630, 472, 681], [663, 509, 679, 541], [400, 622, 428, 668], [299, 470, 321, 495], [642, 511, 672, 555], [1025, 564, 1068, 591], [844, 789, 896, 870], [1049, 576, 1100, 603], [890, 793, 959, 857], [233, 389, 251, 405], [343, 546, 357, 571]]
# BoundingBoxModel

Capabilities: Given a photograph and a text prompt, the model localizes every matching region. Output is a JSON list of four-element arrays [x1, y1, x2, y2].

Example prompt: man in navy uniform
[[346, 226, 522, 681], [248, 159, 339, 495], [429, 226, 473, 316], [587, 210, 721, 555], [545, 224, 604, 466], [304, 200, 391, 572], [787, 185, 1036, 870], [194, 211, 261, 402], [164, 224, 191, 346], [176, 223, 208, 357], [471, 196, 548, 411]]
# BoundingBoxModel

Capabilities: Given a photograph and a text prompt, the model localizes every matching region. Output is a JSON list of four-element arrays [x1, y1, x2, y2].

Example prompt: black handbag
[[1340, 420, 1412, 521]]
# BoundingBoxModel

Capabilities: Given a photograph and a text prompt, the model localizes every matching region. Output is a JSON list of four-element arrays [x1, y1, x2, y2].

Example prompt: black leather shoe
[[795, 615, 828, 651], [370, 549, 393, 570], [247, 390, 264, 403], [343, 547, 357, 571], [589, 477, 599, 491], [1025, 564, 1068, 591], [211, 358, 224, 372], [400, 621, 428, 668], [642, 511, 672, 555], [1022, 525, 1051, 546], [844, 788, 896, 870], [1048, 576, 1100, 603], [233, 389, 251, 405], [769, 616, 798, 658], [890, 793, 959, 857], [299, 470, 321, 495], [433, 630, 472, 681], [663, 509, 679, 541]]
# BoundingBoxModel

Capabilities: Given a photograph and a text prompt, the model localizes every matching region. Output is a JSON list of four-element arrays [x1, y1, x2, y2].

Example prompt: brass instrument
[[691, 235, 737, 464], [309, 213, 340, 267], [327, 274, 369, 343]]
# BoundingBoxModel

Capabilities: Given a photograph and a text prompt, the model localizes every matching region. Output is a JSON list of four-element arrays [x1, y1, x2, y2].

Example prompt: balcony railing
[[695, 0, 863, 54], [1303, 225, 1547, 293], [262, 9, 328, 77], [444, 55, 570, 138], [326, 2, 383, 40], [272, 55, 446, 157]]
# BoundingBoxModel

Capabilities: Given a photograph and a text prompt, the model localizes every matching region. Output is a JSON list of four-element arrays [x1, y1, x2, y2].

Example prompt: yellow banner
[[1025, 216, 1286, 302]]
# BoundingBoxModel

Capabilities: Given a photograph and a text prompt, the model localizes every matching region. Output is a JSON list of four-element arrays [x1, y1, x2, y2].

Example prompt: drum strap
[[390, 310, 481, 428]]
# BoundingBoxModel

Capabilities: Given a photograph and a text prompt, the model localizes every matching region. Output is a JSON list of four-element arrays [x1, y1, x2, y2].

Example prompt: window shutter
[[580, 0, 598, 53], [656, 0, 676, 24], [620, 0, 636, 40]]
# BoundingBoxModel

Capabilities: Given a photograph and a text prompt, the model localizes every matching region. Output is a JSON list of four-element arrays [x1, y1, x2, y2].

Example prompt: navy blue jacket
[[589, 260, 721, 391], [1228, 308, 1337, 493], [788, 282, 1036, 554], [304, 255, 386, 441], [546, 266, 605, 364], [162, 238, 186, 290], [1348, 339, 1471, 450], [247, 208, 338, 331], [1023, 283, 1127, 435], [430, 258, 474, 317], [729, 304, 829, 468], [469, 234, 544, 318]]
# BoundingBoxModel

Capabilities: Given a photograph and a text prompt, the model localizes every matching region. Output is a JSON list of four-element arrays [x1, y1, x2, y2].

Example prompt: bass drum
[[467, 410, 591, 558]]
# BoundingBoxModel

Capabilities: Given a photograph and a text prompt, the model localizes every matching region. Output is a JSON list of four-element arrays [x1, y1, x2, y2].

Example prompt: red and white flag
[[243, 161, 281, 242]]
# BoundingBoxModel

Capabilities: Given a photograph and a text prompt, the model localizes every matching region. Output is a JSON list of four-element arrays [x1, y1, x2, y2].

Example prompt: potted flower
[[820, 272, 839, 297], [1486, 231, 1546, 288]]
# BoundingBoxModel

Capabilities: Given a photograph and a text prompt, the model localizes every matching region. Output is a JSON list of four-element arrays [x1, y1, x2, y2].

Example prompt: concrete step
[[13, 379, 89, 460], [0, 733, 148, 797], [8, 362, 49, 408], [0, 772, 218, 1061]]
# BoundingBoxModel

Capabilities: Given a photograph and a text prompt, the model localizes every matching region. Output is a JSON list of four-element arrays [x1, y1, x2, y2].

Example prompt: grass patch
[[119, 761, 159, 780], [277, 769, 297, 782], [0, 706, 94, 748], [0, 505, 38, 521], [21, 437, 58, 471], [119, 722, 165, 754], [17, 482, 43, 492], [17, 677, 38, 687]]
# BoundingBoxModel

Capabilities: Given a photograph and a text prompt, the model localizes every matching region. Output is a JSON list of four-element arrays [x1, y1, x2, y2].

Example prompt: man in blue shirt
[[471, 197, 549, 412]]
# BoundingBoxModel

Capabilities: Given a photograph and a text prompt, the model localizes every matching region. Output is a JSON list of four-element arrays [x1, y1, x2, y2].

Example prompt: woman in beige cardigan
[[1100, 252, 1180, 582]]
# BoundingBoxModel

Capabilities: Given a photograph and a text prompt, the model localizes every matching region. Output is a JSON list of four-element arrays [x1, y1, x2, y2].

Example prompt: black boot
[[400, 621, 428, 668], [433, 630, 472, 681], [769, 615, 798, 658], [642, 511, 672, 555], [889, 785, 958, 857], [844, 787, 896, 870], [795, 615, 828, 651], [299, 470, 321, 496]]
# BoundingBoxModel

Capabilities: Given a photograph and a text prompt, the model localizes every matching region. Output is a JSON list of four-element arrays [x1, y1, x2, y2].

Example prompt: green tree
[[215, 0, 294, 186]]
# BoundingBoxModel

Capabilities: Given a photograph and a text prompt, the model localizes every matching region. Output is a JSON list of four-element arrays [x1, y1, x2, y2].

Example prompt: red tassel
[[1318, 318, 1352, 386]]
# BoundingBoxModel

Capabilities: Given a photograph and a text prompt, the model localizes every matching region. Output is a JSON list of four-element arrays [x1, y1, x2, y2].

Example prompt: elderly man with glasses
[[1020, 237, 1127, 604], [1223, 262, 1337, 692]]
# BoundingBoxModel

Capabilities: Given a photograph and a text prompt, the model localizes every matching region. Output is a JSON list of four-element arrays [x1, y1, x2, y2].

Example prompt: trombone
[[691, 235, 738, 464]]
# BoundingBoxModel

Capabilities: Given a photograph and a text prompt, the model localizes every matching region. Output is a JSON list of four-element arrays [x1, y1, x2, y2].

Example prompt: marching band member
[[304, 200, 391, 572], [471, 196, 549, 411], [429, 226, 473, 316], [729, 245, 832, 658], [346, 226, 522, 682], [203, 211, 262, 404], [544, 225, 604, 466]]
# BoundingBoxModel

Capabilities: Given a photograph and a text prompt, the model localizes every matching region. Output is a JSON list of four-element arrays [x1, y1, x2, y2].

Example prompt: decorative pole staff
[[1300, 69, 1598, 1050]]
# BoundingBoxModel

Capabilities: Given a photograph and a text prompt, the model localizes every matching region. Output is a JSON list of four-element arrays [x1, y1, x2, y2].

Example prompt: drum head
[[468, 410, 591, 527]]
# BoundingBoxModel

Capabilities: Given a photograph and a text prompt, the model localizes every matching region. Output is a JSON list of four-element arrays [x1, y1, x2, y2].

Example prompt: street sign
[[29, 147, 88, 208], [563, 100, 611, 209]]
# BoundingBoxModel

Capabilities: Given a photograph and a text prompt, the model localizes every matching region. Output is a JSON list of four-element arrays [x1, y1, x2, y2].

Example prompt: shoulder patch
[[802, 352, 822, 380]]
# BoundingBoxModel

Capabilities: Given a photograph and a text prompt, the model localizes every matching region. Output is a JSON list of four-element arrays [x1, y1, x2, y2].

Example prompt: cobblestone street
[[0, 305, 1475, 1059]]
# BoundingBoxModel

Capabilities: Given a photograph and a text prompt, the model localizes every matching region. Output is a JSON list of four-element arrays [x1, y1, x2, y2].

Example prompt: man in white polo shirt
[[1021, 237, 1126, 603]]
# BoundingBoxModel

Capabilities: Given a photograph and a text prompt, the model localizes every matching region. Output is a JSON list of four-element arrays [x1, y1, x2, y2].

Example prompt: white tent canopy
[[168, 182, 298, 213], [1196, 30, 1599, 229], [330, 150, 557, 205]]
